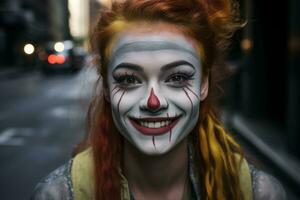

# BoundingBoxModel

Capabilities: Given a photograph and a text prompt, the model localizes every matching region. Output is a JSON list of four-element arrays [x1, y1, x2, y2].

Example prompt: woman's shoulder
[[31, 160, 73, 200], [249, 164, 286, 200]]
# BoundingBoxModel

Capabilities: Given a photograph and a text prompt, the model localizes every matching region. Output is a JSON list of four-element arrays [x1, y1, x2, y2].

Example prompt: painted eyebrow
[[161, 60, 195, 71], [112, 60, 195, 73], [112, 63, 143, 73]]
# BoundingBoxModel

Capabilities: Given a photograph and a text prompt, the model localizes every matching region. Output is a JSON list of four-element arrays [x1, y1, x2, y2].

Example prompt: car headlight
[[24, 43, 35, 55], [54, 42, 64, 52]]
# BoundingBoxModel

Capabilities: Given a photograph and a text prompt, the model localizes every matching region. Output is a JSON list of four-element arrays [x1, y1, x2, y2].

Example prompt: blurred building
[[0, 0, 111, 69], [0, 0, 70, 68], [69, 0, 90, 43], [225, 0, 300, 197]]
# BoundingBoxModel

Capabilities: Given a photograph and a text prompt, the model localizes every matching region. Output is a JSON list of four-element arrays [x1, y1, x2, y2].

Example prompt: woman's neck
[[123, 138, 188, 200]]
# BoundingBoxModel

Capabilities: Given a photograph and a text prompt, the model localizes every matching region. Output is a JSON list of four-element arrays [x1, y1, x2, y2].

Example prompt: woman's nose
[[147, 88, 160, 110], [140, 87, 168, 113]]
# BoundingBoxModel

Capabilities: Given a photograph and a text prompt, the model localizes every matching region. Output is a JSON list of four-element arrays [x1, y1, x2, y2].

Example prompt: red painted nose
[[147, 88, 160, 110]]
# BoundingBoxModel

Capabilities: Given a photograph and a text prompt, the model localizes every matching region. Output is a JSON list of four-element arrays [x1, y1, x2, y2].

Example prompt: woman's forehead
[[113, 35, 198, 56], [108, 32, 201, 66]]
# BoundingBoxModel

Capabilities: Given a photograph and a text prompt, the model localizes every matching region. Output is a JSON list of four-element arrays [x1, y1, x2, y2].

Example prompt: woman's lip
[[129, 116, 181, 136], [130, 116, 179, 122]]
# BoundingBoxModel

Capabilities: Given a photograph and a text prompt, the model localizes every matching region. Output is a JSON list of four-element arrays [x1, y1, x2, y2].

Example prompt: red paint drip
[[152, 136, 156, 149], [112, 88, 122, 99], [167, 113, 172, 142], [117, 90, 125, 113], [183, 88, 194, 114], [147, 88, 160, 110], [186, 86, 200, 101], [111, 85, 118, 92]]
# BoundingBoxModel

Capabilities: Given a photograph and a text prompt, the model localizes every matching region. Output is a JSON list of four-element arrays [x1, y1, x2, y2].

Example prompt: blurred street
[[0, 67, 97, 200]]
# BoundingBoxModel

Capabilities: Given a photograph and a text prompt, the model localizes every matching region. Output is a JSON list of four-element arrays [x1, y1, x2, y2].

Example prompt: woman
[[32, 0, 286, 199]]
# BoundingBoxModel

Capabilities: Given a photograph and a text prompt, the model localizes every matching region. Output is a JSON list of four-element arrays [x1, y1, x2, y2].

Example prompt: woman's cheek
[[162, 86, 200, 111], [111, 87, 144, 114]]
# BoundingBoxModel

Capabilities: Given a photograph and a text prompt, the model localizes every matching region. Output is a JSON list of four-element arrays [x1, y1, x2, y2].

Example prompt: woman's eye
[[168, 75, 187, 82], [165, 73, 192, 87], [114, 75, 142, 86]]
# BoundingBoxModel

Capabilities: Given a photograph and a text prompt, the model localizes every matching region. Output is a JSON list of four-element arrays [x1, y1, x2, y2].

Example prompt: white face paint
[[107, 31, 202, 155]]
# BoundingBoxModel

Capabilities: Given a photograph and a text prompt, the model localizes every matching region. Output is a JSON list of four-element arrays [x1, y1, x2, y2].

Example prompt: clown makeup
[[107, 31, 203, 155]]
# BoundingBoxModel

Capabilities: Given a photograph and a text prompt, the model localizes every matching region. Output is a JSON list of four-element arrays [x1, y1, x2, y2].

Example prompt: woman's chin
[[133, 139, 175, 156]]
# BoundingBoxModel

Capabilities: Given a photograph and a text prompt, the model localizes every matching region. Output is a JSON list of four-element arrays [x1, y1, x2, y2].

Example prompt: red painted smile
[[129, 115, 181, 136]]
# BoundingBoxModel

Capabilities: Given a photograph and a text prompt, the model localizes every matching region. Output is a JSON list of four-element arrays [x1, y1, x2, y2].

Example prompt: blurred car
[[38, 40, 86, 74]]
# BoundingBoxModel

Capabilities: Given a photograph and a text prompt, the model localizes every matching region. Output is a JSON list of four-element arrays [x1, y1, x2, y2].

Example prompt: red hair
[[78, 0, 245, 199]]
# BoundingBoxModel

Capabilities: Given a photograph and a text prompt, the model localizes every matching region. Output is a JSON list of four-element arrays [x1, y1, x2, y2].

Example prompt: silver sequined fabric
[[31, 160, 74, 200], [249, 164, 286, 200], [31, 160, 286, 200]]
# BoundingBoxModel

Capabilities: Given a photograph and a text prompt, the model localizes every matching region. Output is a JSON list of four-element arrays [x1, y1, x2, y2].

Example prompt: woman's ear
[[200, 76, 209, 101]]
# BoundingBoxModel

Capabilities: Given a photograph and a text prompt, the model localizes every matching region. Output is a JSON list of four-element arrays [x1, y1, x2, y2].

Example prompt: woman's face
[[107, 23, 207, 155]]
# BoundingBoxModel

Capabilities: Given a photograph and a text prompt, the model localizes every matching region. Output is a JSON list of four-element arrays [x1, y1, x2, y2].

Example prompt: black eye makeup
[[112, 72, 142, 88], [111, 60, 197, 89], [165, 70, 195, 88]]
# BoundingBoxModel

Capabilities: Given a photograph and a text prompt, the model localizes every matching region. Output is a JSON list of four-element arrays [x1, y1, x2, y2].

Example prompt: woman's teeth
[[139, 120, 171, 128]]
